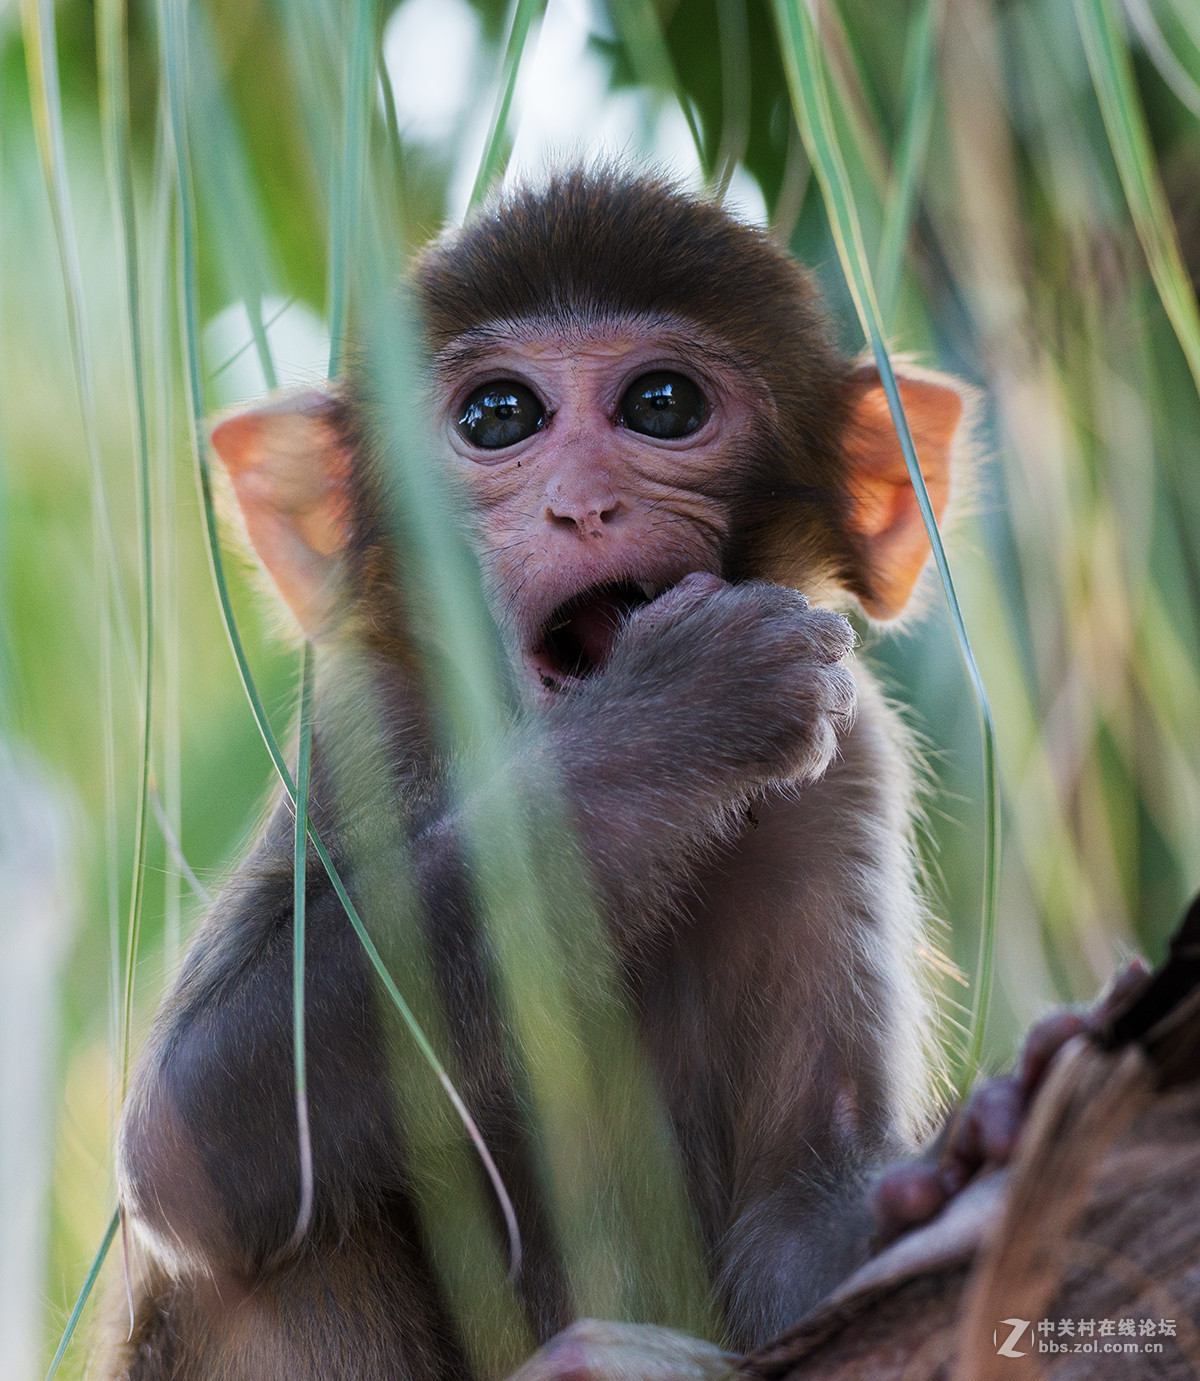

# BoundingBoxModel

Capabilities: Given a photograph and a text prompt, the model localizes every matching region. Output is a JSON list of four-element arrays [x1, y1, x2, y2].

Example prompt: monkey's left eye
[[458, 382, 545, 450], [620, 372, 706, 439]]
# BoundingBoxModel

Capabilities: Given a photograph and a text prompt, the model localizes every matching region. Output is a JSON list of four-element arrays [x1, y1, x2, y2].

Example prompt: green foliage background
[[2, 0, 1200, 1375]]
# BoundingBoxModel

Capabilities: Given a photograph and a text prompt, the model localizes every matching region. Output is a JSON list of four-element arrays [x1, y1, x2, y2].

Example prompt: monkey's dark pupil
[[459, 381, 544, 449], [620, 371, 705, 439]]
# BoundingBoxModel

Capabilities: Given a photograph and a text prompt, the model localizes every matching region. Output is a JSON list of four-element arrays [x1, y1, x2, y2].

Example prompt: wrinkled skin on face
[[434, 318, 768, 695]]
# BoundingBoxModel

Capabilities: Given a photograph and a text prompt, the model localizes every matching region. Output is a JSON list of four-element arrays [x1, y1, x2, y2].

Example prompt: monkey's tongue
[[541, 582, 649, 678]]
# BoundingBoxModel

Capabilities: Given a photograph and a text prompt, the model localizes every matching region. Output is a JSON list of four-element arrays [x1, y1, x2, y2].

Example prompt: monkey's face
[[434, 317, 770, 693], [209, 297, 961, 675]]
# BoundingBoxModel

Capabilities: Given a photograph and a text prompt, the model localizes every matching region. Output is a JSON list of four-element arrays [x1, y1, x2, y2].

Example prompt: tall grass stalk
[[155, 0, 522, 1270], [21, 0, 127, 1134], [41, 1209, 120, 1381], [356, 210, 714, 1334], [96, 0, 156, 1098], [875, 0, 939, 325], [286, 645, 315, 1249], [772, 0, 1001, 1088], [469, 0, 544, 209]]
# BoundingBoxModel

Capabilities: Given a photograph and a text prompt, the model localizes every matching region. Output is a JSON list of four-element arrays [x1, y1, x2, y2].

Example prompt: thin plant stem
[[285, 645, 316, 1249], [875, 0, 940, 325], [772, 0, 1001, 1090], [468, 0, 544, 210], [1074, 0, 1200, 398], [97, 0, 156, 1098], [42, 1209, 120, 1381]]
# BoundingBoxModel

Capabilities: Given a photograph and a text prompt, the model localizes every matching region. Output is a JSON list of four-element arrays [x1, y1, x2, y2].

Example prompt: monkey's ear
[[209, 390, 352, 638], [842, 363, 965, 620]]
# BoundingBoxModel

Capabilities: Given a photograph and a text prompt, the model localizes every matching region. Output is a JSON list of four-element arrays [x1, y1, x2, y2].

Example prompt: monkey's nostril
[[546, 500, 620, 533]]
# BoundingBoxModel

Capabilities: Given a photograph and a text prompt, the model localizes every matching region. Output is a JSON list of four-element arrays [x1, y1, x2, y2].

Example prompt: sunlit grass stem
[[42, 1208, 120, 1381], [286, 645, 315, 1250]]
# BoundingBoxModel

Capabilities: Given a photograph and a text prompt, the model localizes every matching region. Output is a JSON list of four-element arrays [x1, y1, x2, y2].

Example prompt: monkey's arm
[[117, 846, 405, 1281]]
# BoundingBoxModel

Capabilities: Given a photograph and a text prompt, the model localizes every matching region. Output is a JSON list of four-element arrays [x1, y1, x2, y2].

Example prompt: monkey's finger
[[944, 1074, 1024, 1172], [871, 1161, 948, 1241], [798, 605, 857, 664], [1088, 955, 1153, 1029], [625, 571, 727, 628], [1013, 960, 1150, 1098], [1016, 1009, 1089, 1098]]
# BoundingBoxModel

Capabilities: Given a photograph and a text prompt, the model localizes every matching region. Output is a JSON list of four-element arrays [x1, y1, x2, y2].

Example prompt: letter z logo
[[994, 1319, 1032, 1358]]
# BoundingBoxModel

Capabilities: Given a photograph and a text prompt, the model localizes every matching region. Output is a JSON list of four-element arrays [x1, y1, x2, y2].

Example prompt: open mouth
[[531, 580, 656, 685]]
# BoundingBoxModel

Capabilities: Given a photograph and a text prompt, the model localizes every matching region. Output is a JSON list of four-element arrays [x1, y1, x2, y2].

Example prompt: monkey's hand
[[529, 573, 855, 948], [578, 572, 857, 791], [871, 958, 1151, 1243], [507, 1320, 736, 1381]]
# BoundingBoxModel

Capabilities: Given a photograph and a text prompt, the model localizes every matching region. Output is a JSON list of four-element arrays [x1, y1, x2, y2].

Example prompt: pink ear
[[842, 365, 965, 619], [209, 390, 351, 637]]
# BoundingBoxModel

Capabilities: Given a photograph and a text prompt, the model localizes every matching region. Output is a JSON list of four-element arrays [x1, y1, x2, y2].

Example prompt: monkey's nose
[[544, 480, 623, 536], [546, 501, 621, 536]]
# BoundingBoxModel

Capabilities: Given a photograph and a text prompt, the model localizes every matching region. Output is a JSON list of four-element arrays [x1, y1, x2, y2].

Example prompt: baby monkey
[[110, 169, 975, 1381]]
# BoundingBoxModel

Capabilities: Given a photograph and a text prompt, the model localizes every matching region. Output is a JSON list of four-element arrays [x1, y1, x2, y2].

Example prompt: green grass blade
[[100, 568, 122, 1126], [20, 0, 137, 682], [43, 1207, 120, 1381], [156, 0, 519, 1268], [184, 6, 281, 389], [97, 0, 156, 1098], [148, 100, 191, 971], [23, 0, 158, 1210], [1074, 0, 1200, 398], [469, 0, 544, 211], [1163, 0, 1200, 54], [328, 0, 379, 371], [1123, 0, 1200, 118], [210, 295, 298, 381], [714, 0, 752, 197], [876, 0, 939, 324], [608, 0, 706, 166], [22, 0, 133, 1099], [276, 0, 381, 1255], [286, 645, 315, 1249], [357, 221, 713, 1328], [771, 0, 1001, 1090]]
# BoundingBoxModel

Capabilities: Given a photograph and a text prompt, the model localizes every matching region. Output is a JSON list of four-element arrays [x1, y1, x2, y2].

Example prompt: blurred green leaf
[[1075, 0, 1200, 395]]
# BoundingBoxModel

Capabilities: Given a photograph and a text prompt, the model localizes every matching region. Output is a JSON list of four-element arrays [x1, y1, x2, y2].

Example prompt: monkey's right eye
[[457, 382, 545, 450]]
